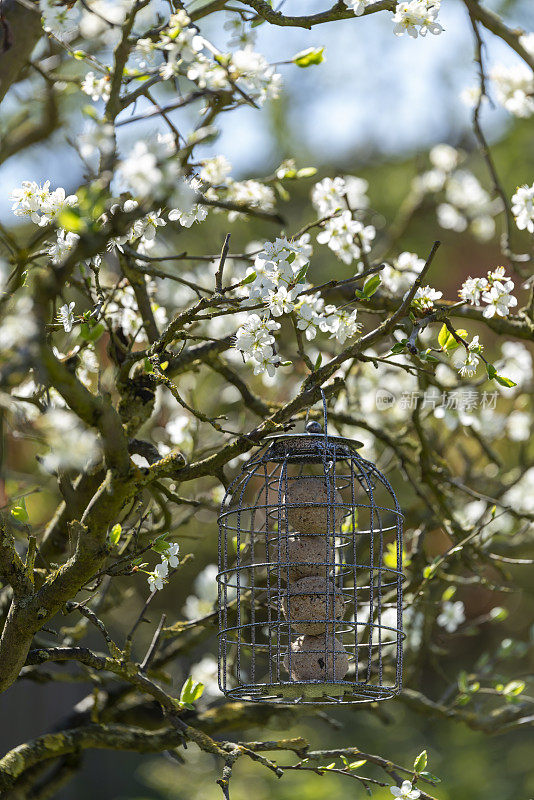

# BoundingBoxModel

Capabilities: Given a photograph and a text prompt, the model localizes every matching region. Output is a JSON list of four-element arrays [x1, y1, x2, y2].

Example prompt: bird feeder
[[217, 394, 404, 704]]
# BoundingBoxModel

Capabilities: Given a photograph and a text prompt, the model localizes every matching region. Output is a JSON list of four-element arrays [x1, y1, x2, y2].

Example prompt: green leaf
[[389, 342, 406, 355], [438, 323, 449, 348], [413, 750, 428, 773], [362, 273, 381, 297], [314, 352, 323, 370], [79, 321, 105, 342], [348, 760, 367, 770], [438, 324, 465, 352], [294, 264, 309, 285], [180, 676, 205, 705], [240, 271, 257, 286], [423, 563, 437, 580], [494, 374, 517, 388], [503, 679, 525, 697], [420, 772, 441, 784], [486, 363, 497, 380], [11, 499, 29, 523], [109, 524, 121, 545], [152, 536, 170, 554], [293, 47, 325, 67]]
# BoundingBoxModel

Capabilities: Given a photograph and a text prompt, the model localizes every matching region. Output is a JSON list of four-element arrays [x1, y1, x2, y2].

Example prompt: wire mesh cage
[[217, 398, 404, 704]]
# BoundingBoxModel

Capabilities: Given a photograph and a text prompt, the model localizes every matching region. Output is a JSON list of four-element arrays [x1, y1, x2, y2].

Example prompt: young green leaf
[[180, 676, 205, 705], [486, 363, 497, 380], [420, 772, 441, 783], [293, 47, 325, 67], [294, 264, 309, 285], [362, 273, 381, 297], [240, 271, 257, 286], [502, 679, 525, 697], [11, 499, 29, 523], [494, 374, 517, 388], [79, 321, 105, 342], [109, 524, 122, 545], [413, 749, 428, 773], [438, 323, 450, 348]]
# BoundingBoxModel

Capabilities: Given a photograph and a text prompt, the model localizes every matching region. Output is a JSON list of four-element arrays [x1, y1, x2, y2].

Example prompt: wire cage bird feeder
[[217, 394, 404, 704]]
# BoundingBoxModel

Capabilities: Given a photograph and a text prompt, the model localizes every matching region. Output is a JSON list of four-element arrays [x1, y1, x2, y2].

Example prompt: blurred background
[[1, 0, 534, 797]]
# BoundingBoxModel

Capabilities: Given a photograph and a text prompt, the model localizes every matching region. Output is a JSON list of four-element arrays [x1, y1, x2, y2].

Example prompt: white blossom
[[481, 279, 517, 319], [162, 542, 180, 569], [429, 143, 459, 173], [169, 204, 208, 227], [11, 180, 77, 226], [224, 179, 275, 218], [511, 183, 534, 233], [0, 296, 37, 350], [148, 561, 169, 592], [228, 46, 282, 104], [48, 230, 80, 264], [382, 251, 425, 294], [498, 341, 532, 389], [57, 302, 76, 333], [316, 211, 375, 265], [295, 293, 324, 340], [224, 14, 257, 48], [459, 276, 489, 305], [235, 314, 281, 374], [490, 63, 534, 118], [393, 0, 443, 39], [412, 285, 442, 312], [320, 306, 361, 344], [437, 600, 465, 633], [199, 155, 232, 185], [81, 71, 111, 102], [504, 467, 534, 514], [507, 411, 531, 442], [390, 781, 421, 800], [79, 122, 114, 159], [437, 203, 468, 232], [312, 177, 346, 214], [117, 137, 180, 199], [347, 0, 376, 15], [458, 335, 482, 378]]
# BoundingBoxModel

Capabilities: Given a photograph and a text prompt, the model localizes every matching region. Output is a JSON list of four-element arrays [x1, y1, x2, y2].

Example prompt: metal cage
[[217, 402, 404, 705]]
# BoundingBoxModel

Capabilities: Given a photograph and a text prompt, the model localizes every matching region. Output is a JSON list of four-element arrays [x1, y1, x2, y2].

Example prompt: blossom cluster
[[459, 267, 517, 319], [348, 0, 444, 40], [511, 182, 534, 233], [413, 144, 500, 242], [311, 176, 375, 266], [11, 180, 77, 226], [147, 542, 180, 592], [235, 236, 362, 375], [134, 11, 281, 106], [482, 34, 534, 119]]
